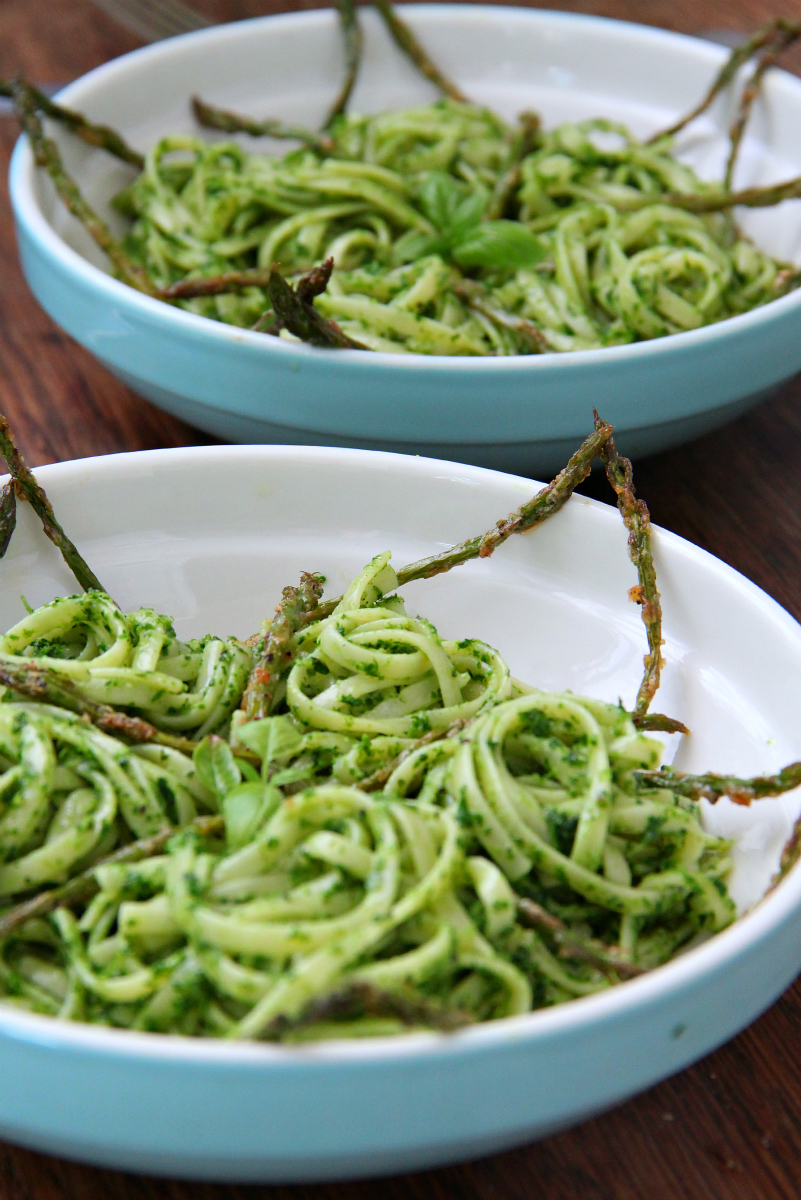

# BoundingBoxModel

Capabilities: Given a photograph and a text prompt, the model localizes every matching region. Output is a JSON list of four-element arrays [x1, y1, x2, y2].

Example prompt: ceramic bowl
[[0, 443, 799, 1181], [9, 7, 801, 474]]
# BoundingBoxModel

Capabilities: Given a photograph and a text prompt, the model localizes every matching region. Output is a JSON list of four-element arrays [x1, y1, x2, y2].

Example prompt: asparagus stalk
[[158, 269, 274, 300], [326, 0, 363, 125], [616, 178, 801, 213], [372, 0, 468, 103], [454, 279, 549, 353], [241, 572, 324, 721], [306, 424, 614, 623], [0, 658, 261, 765], [262, 980, 473, 1039], [284, 424, 688, 737], [485, 111, 541, 220], [191, 97, 333, 154], [358, 718, 469, 792], [724, 23, 800, 189], [569, 174, 801, 216], [0, 658, 157, 739], [411, 422, 612, 572], [595, 412, 663, 717], [0, 79, 144, 168], [0, 816, 224, 941], [632, 712, 689, 736], [251, 310, 281, 335], [0, 482, 16, 559], [267, 259, 369, 350], [0, 658, 174, 743], [12, 83, 155, 296], [0, 413, 106, 594], [635, 762, 801, 805], [647, 19, 801, 145], [516, 896, 645, 980]]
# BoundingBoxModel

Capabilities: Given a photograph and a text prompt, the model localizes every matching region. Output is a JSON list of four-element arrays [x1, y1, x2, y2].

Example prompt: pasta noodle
[[0, 554, 736, 1040], [115, 109, 796, 354], [0, 593, 251, 735]]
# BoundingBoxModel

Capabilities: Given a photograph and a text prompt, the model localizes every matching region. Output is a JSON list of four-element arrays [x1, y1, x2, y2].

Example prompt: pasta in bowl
[[10, 7, 801, 471], [0, 438, 798, 1179], [116, 108, 791, 355], [0, 560, 730, 1037]]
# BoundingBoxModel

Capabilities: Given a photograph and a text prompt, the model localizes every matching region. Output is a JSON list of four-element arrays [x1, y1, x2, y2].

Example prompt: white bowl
[[0, 444, 799, 1181], [10, 7, 801, 474]]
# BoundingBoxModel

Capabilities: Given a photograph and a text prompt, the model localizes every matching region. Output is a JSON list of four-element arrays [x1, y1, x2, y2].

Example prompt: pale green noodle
[[114, 107, 797, 355], [0, 555, 735, 1038]]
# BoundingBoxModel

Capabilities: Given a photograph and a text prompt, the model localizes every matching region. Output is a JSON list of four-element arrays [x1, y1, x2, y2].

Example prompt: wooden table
[[1, 0, 800, 1195]]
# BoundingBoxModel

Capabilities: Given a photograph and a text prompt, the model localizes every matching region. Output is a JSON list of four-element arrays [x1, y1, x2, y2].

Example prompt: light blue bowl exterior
[[0, 439, 798, 1181], [10, 7, 801, 472], [0, 890, 798, 1182]]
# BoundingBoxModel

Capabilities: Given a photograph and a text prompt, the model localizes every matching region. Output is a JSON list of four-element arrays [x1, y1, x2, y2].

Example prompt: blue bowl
[[10, 6, 801, 471], [0, 444, 799, 1180]]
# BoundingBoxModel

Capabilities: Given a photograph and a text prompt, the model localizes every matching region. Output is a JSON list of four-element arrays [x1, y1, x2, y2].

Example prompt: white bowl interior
[[2, 445, 800, 919], [32, 6, 801, 275]]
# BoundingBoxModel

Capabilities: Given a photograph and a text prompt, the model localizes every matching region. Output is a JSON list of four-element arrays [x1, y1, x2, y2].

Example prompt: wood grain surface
[[0, 1, 800, 1197]]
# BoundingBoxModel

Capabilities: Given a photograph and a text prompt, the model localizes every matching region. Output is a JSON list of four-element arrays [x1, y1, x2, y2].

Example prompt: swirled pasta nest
[[0, 593, 251, 735], [0, 555, 735, 1040], [115, 108, 797, 354]]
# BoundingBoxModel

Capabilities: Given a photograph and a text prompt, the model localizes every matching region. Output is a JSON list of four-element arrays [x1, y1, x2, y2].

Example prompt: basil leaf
[[417, 171, 486, 240], [448, 192, 488, 240], [235, 714, 304, 778], [417, 171, 468, 231], [193, 736, 242, 800], [223, 782, 281, 851], [237, 758, 261, 783], [452, 221, 546, 270]]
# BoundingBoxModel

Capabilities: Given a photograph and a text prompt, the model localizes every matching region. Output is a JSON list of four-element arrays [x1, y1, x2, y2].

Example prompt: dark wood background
[[0, 1, 800, 1196]]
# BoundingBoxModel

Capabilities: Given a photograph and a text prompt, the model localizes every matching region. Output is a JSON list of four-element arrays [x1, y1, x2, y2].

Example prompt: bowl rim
[[0, 440, 799, 1068], [10, 3, 801, 375]]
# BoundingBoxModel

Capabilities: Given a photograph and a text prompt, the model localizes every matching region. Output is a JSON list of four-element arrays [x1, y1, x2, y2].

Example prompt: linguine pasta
[[0, 553, 734, 1040], [115, 108, 794, 354]]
